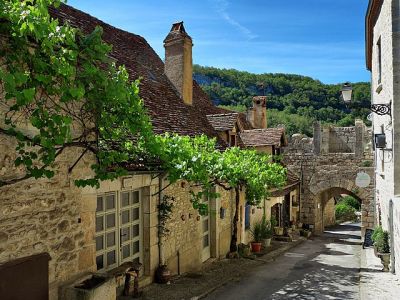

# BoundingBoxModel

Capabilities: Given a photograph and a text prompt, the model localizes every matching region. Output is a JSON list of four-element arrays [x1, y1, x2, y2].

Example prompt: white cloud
[[211, 0, 258, 40]]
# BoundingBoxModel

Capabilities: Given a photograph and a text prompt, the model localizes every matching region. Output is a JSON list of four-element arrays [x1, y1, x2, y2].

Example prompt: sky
[[67, 0, 370, 84]]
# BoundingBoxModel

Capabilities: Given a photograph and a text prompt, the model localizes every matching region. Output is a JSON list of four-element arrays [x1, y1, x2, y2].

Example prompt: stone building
[[283, 121, 374, 234], [366, 0, 400, 275], [0, 3, 298, 299]]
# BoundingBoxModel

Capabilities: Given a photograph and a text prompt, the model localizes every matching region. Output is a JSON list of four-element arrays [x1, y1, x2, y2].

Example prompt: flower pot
[[155, 265, 171, 284], [262, 238, 271, 248], [379, 253, 391, 272], [251, 242, 262, 253], [274, 227, 284, 236], [374, 245, 379, 257], [297, 222, 303, 229]]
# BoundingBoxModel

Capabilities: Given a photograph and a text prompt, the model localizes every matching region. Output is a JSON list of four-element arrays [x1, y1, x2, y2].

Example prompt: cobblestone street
[[206, 224, 362, 300]]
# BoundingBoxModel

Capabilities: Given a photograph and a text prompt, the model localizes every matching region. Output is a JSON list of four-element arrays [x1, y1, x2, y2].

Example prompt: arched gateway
[[283, 120, 375, 234]]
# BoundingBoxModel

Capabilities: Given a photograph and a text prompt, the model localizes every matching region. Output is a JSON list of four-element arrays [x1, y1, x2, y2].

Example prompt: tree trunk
[[230, 186, 240, 252]]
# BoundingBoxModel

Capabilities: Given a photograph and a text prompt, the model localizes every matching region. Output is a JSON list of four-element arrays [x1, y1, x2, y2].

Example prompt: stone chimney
[[163, 22, 193, 105], [248, 96, 267, 129]]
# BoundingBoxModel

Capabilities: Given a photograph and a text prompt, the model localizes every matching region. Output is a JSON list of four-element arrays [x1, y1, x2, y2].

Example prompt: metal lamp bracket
[[371, 101, 391, 116]]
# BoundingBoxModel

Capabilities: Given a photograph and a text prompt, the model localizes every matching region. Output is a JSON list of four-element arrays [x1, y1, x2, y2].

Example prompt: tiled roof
[[49, 4, 227, 147], [206, 113, 238, 131], [239, 128, 286, 147], [270, 170, 300, 197]]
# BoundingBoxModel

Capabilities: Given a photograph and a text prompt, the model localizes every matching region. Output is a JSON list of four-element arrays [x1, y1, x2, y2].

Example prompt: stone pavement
[[134, 237, 306, 300], [360, 246, 400, 300]]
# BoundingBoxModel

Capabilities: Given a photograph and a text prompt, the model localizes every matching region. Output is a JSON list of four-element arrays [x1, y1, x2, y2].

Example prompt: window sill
[[376, 83, 383, 94]]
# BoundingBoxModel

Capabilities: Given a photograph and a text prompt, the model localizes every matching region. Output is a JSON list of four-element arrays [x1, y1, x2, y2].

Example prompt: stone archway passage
[[283, 121, 374, 235], [317, 187, 363, 233]]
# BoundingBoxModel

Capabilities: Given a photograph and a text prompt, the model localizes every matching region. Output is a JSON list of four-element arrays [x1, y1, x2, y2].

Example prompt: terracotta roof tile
[[239, 128, 286, 147], [206, 113, 238, 132], [49, 4, 227, 147]]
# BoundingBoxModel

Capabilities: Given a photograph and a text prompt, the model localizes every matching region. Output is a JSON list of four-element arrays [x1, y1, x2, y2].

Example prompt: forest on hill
[[193, 65, 371, 137]]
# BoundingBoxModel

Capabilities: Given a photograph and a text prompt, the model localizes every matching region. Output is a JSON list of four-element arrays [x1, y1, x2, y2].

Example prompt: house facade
[[366, 0, 400, 275], [0, 3, 297, 299]]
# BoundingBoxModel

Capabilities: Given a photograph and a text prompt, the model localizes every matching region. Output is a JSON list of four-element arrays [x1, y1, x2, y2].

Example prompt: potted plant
[[372, 227, 391, 272], [271, 217, 284, 236], [290, 220, 296, 231], [260, 217, 272, 247], [371, 226, 384, 257], [249, 222, 263, 253]]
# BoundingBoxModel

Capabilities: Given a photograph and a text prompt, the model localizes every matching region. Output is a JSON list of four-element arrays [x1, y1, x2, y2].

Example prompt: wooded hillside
[[194, 65, 371, 136]]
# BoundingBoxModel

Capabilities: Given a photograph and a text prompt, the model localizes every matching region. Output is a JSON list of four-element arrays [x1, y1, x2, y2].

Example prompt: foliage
[[154, 134, 287, 215], [372, 226, 390, 253], [0, 0, 153, 187], [249, 221, 263, 242], [270, 216, 278, 228], [338, 196, 361, 211], [195, 65, 371, 137], [260, 216, 273, 239], [335, 202, 356, 222], [157, 195, 175, 237], [0, 1, 287, 228], [372, 226, 384, 243]]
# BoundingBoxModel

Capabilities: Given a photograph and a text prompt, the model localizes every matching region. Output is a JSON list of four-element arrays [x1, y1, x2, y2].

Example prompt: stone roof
[[49, 4, 227, 147], [206, 113, 238, 132], [239, 128, 287, 148]]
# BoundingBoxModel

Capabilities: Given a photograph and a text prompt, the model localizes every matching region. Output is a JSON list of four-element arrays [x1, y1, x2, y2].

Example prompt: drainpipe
[[158, 173, 167, 266], [389, 199, 395, 274]]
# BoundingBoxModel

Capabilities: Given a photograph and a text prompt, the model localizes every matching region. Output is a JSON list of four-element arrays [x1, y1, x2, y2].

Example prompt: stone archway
[[308, 177, 374, 235], [314, 186, 363, 233], [283, 121, 375, 236]]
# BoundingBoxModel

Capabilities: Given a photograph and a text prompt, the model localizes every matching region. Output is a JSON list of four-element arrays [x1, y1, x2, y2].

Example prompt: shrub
[[260, 217, 273, 239], [340, 196, 361, 210], [250, 222, 263, 242], [372, 226, 390, 253], [335, 202, 356, 222]]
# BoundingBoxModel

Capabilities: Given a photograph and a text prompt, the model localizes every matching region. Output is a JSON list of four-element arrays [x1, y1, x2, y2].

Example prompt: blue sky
[[67, 0, 370, 84]]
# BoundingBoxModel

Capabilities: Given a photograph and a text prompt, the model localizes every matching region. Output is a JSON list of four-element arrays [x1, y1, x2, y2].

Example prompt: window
[[230, 134, 236, 147], [244, 203, 251, 229], [95, 190, 142, 271], [377, 37, 382, 84]]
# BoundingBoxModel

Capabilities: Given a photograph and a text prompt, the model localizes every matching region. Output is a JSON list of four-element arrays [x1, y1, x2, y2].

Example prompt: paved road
[[206, 223, 361, 300]]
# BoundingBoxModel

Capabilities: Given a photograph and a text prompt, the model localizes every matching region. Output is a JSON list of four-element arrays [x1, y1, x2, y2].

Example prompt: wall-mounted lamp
[[340, 82, 391, 117]]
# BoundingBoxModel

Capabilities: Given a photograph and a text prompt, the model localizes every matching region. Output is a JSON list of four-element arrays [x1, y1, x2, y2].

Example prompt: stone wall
[[323, 198, 336, 227], [370, 0, 400, 276], [0, 135, 242, 299], [283, 120, 374, 235], [328, 127, 355, 153], [0, 134, 97, 300]]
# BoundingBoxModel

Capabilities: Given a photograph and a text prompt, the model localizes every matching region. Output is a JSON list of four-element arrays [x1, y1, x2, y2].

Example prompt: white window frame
[[95, 190, 142, 272]]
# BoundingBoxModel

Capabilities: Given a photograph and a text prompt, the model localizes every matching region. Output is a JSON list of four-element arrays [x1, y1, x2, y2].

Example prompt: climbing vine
[[0, 1, 287, 251], [0, 0, 153, 187]]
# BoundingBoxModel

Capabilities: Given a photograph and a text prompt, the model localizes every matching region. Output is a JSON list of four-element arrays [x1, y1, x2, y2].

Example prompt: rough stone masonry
[[283, 120, 375, 234]]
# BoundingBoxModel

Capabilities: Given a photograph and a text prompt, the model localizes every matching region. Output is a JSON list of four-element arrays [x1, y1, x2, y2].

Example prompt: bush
[[260, 217, 273, 239], [335, 202, 356, 222], [250, 222, 263, 242], [339, 196, 361, 210], [372, 226, 390, 253]]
